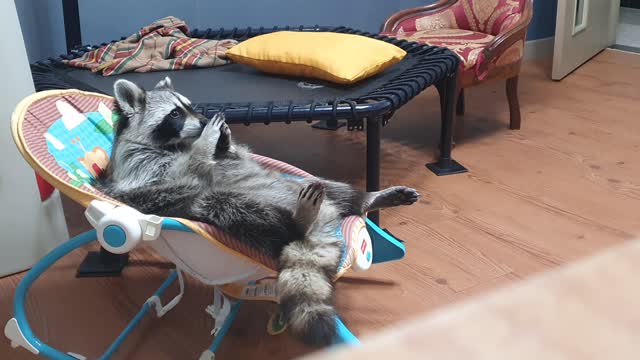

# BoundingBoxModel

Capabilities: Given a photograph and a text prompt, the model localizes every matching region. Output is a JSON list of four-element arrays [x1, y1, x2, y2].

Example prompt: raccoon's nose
[[199, 119, 207, 128]]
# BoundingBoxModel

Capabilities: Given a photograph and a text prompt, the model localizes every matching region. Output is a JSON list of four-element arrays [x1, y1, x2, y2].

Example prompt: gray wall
[[16, 0, 558, 63], [76, 0, 430, 45], [15, 0, 66, 62]]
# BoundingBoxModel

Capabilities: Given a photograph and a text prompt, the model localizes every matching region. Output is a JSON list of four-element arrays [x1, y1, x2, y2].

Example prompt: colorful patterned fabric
[[393, 0, 524, 36], [20, 93, 117, 196], [382, 29, 495, 70], [14, 90, 364, 272], [384, 0, 526, 77], [64, 16, 237, 76]]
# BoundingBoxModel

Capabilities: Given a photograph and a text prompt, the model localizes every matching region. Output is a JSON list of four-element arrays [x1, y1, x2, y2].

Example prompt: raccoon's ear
[[154, 76, 174, 90], [113, 79, 146, 116]]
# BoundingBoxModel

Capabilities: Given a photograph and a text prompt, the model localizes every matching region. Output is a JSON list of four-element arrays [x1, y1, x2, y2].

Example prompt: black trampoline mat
[[33, 26, 460, 124], [61, 56, 417, 106]]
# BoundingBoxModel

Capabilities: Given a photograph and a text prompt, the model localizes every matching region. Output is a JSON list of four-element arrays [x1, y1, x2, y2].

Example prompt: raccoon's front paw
[[193, 117, 221, 159], [215, 118, 231, 156], [195, 113, 229, 157], [200, 116, 222, 143]]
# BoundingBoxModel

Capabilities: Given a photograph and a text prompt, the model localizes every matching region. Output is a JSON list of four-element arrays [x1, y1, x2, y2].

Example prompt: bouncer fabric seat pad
[[12, 89, 364, 273]]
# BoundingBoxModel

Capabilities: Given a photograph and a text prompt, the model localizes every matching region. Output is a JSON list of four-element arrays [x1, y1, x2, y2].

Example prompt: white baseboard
[[524, 36, 554, 61]]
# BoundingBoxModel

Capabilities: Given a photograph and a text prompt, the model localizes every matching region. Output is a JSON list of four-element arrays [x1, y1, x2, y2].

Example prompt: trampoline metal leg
[[76, 247, 129, 278], [366, 116, 381, 225], [427, 72, 468, 176]]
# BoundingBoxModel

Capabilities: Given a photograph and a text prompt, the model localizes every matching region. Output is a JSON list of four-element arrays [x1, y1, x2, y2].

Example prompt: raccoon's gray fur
[[95, 77, 419, 346]]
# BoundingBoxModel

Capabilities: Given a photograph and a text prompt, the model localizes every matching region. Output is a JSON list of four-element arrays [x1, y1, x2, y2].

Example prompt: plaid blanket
[[64, 16, 238, 76]]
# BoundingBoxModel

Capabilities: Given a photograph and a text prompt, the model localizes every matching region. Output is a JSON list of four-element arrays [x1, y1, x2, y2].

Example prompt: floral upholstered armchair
[[382, 0, 533, 131]]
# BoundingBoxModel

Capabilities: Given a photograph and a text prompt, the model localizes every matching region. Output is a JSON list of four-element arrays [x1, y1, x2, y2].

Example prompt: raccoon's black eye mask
[[152, 107, 187, 143]]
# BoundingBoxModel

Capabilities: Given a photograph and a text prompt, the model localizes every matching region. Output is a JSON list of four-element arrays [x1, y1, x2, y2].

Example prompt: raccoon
[[96, 77, 420, 346]]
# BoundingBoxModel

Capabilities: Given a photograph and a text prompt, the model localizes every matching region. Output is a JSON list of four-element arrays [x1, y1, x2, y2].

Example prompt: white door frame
[[609, 0, 621, 44]]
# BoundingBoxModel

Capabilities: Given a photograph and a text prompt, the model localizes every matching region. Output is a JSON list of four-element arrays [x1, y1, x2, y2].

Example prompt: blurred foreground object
[[303, 239, 640, 359]]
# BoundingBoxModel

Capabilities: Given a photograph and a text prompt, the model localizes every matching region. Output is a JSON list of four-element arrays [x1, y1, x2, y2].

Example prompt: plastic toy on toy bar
[[4, 89, 407, 359]]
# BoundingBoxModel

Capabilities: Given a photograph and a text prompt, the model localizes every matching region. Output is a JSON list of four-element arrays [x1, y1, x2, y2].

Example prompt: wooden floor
[[2, 49, 640, 360]]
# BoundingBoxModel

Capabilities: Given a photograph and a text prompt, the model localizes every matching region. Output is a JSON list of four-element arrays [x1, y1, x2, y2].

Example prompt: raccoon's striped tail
[[277, 239, 342, 346]]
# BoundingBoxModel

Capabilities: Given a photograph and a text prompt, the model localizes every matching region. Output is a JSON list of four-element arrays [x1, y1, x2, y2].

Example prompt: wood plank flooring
[[1, 49, 639, 359]]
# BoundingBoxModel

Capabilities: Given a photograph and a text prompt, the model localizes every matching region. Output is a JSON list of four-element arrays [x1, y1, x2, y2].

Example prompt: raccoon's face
[[113, 77, 207, 146]]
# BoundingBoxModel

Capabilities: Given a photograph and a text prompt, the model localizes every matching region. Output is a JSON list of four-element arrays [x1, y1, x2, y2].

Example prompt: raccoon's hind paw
[[386, 186, 420, 206], [364, 186, 420, 212], [294, 181, 325, 233]]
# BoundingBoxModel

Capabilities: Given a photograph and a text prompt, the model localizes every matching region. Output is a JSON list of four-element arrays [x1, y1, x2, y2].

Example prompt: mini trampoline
[[31, 25, 468, 227]]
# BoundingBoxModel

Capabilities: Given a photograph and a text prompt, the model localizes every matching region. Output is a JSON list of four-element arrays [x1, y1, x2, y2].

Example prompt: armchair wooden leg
[[506, 76, 521, 130], [456, 89, 465, 116]]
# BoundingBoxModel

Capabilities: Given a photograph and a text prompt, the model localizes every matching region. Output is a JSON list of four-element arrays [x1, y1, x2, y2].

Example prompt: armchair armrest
[[476, 0, 534, 77], [381, 0, 458, 33]]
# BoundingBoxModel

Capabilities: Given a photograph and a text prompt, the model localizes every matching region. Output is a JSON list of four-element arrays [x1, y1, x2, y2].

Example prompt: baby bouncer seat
[[4, 89, 408, 359]]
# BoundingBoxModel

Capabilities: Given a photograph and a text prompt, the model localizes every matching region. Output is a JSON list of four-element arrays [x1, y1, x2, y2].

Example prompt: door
[[0, 0, 69, 276], [552, 0, 621, 80]]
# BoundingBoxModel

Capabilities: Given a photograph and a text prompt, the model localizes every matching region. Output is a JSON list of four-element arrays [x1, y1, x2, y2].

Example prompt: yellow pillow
[[226, 31, 406, 85]]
